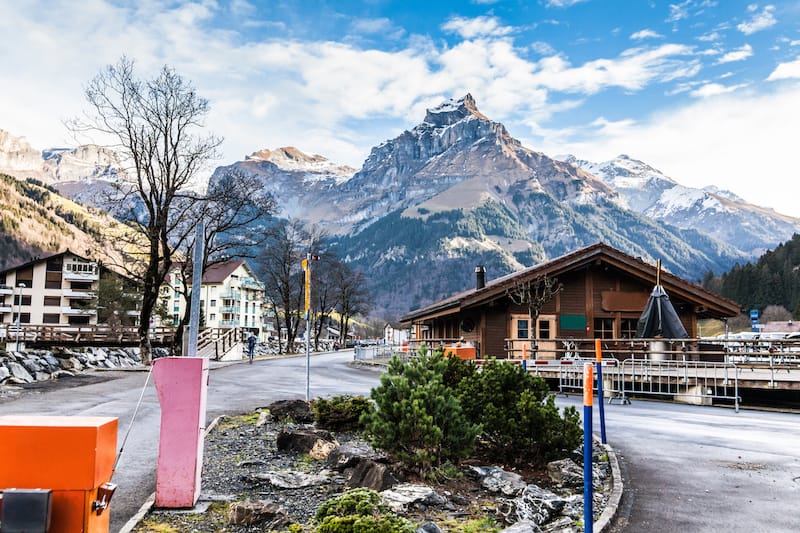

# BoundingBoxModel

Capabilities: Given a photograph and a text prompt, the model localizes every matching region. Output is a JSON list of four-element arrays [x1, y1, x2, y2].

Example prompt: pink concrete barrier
[[152, 357, 209, 508]]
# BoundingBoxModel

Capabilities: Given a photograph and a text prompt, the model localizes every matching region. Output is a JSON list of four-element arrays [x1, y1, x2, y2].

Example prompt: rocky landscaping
[[0, 346, 158, 393], [132, 399, 616, 532]]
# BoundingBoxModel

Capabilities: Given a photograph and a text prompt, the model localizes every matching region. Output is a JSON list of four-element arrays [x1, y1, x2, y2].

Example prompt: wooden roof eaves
[[401, 242, 741, 322]]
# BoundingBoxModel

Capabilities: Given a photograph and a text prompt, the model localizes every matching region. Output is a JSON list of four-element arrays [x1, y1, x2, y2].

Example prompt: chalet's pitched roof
[[401, 242, 741, 323]]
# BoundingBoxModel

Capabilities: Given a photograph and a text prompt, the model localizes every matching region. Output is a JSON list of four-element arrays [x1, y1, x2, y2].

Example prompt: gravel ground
[[132, 409, 611, 533]]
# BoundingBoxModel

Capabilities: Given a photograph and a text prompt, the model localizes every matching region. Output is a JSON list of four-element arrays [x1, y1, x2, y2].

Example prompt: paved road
[[3, 354, 798, 532], [556, 395, 800, 532], [0, 351, 382, 532]]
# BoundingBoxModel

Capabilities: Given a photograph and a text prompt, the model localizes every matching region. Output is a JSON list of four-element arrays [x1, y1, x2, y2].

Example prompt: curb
[[595, 441, 624, 532]]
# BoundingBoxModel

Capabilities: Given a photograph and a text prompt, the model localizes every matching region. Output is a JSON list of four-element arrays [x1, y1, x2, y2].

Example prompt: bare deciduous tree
[[506, 275, 562, 354], [257, 219, 316, 353], [70, 57, 221, 364], [332, 264, 371, 345]]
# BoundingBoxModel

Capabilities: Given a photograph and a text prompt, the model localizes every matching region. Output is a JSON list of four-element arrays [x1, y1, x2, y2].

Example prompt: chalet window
[[538, 319, 551, 340], [71, 281, 92, 290], [14, 295, 32, 306], [43, 296, 61, 306], [210, 300, 217, 307], [69, 316, 90, 325], [19, 313, 31, 324], [594, 318, 614, 339], [42, 313, 60, 324], [621, 319, 637, 339], [209, 314, 216, 321], [516, 319, 529, 339]]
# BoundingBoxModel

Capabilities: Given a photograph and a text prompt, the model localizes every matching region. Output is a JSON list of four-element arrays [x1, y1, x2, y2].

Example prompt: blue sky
[[2, 1, 799, 216]]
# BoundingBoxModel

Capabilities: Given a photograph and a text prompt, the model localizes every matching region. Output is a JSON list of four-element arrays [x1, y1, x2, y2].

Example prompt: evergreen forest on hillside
[[702, 233, 800, 319]]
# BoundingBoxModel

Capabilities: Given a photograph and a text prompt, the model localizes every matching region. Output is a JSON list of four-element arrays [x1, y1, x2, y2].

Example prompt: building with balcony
[[0, 249, 136, 327], [160, 259, 272, 339]]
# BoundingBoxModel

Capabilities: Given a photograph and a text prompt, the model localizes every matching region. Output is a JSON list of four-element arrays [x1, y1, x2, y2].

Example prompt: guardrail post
[[595, 339, 607, 445]]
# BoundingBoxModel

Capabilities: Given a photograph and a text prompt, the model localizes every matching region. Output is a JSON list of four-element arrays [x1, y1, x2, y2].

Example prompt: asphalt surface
[[555, 394, 800, 532], [2, 354, 798, 532], [0, 351, 383, 532]]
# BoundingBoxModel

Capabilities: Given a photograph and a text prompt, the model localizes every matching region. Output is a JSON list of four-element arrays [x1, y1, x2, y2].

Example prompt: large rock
[[276, 429, 337, 456], [267, 399, 314, 423], [0, 366, 10, 382], [327, 441, 383, 471], [511, 484, 568, 526], [469, 466, 527, 496], [380, 483, 446, 513], [6, 361, 33, 383], [245, 470, 330, 489], [547, 458, 583, 488], [347, 459, 398, 491], [228, 500, 290, 528]]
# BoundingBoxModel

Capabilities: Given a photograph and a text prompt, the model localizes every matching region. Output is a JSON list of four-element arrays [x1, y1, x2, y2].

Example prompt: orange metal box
[[443, 346, 476, 360], [0, 415, 118, 533]]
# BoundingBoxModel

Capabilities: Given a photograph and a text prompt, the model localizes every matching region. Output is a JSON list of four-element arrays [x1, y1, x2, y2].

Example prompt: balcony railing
[[220, 320, 240, 326], [241, 279, 265, 290], [63, 289, 95, 299], [61, 306, 97, 316], [220, 291, 241, 300], [221, 306, 241, 313], [0, 306, 13, 313], [0, 285, 13, 295], [63, 270, 99, 282]]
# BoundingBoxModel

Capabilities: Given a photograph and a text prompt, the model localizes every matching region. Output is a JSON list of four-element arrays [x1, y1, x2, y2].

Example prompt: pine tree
[[361, 348, 480, 475]]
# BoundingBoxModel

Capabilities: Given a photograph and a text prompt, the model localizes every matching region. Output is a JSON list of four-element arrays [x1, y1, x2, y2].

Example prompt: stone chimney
[[475, 265, 486, 290]]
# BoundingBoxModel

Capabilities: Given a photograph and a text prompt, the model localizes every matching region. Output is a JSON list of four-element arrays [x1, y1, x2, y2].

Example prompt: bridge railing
[[0, 324, 176, 346]]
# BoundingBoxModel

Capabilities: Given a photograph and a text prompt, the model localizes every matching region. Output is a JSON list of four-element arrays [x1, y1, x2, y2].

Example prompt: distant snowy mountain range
[[2, 96, 799, 317]]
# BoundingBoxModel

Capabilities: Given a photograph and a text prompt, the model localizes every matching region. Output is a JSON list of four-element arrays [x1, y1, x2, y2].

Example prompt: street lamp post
[[15, 282, 25, 352]]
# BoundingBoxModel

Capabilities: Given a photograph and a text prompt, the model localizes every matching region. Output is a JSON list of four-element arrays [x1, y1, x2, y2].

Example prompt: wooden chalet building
[[400, 243, 741, 359]]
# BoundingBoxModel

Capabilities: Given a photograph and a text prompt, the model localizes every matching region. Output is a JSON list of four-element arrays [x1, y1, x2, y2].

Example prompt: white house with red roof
[[159, 260, 273, 338]]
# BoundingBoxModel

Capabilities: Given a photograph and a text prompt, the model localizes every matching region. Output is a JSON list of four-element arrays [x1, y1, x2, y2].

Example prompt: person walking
[[247, 332, 257, 364]]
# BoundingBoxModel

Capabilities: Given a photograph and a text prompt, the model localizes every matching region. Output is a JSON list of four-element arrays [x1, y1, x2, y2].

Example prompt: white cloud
[[697, 31, 721, 42], [545, 0, 589, 7], [767, 56, 800, 81], [737, 5, 777, 35], [667, 1, 692, 23], [689, 82, 744, 97], [538, 85, 800, 218], [533, 44, 699, 94], [441, 16, 513, 39], [716, 44, 753, 64], [630, 29, 664, 40]]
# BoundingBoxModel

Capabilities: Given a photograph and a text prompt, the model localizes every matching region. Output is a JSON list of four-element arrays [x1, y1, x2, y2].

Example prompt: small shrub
[[313, 395, 373, 432], [314, 488, 413, 533], [457, 359, 582, 465], [361, 351, 481, 475]]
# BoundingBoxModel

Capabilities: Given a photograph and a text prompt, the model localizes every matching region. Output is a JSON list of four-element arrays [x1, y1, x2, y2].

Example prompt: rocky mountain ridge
[[562, 154, 799, 256]]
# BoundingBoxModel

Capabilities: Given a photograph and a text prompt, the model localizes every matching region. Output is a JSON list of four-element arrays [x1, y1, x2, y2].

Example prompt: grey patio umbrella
[[635, 260, 688, 339]]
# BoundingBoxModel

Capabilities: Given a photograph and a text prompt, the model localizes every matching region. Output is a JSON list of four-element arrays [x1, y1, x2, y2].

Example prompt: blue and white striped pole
[[595, 339, 607, 445], [583, 362, 593, 533]]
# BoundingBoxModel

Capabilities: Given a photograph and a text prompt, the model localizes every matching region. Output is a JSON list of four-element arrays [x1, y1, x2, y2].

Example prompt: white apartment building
[[160, 260, 273, 338], [0, 250, 104, 327]]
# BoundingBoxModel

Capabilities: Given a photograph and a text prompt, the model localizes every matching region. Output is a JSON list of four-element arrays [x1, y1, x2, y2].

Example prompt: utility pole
[[14, 282, 25, 352], [187, 221, 204, 357]]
